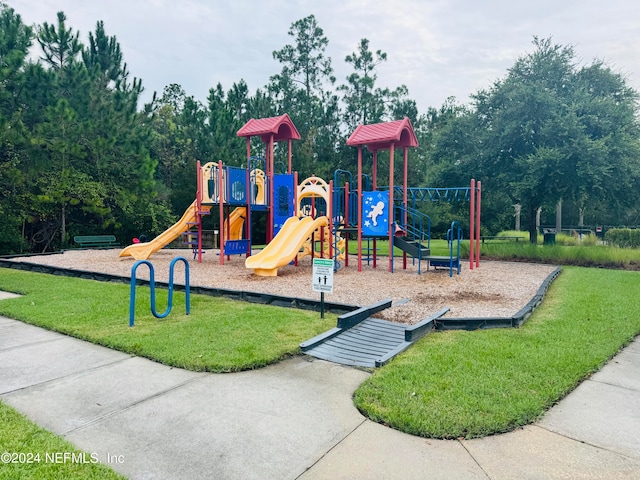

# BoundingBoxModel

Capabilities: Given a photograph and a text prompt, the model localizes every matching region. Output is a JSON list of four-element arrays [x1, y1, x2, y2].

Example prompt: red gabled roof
[[236, 113, 301, 143], [346, 117, 418, 151]]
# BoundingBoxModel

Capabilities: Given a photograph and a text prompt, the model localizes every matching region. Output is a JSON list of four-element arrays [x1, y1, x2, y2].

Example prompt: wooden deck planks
[[303, 317, 409, 367]]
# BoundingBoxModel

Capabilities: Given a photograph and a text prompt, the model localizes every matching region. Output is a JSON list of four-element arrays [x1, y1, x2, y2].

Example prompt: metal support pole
[[469, 179, 475, 270], [345, 182, 349, 267], [196, 160, 203, 263], [475, 180, 482, 267], [373, 150, 378, 270], [218, 161, 224, 265], [357, 146, 363, 272], [388, 144, 394, 273]]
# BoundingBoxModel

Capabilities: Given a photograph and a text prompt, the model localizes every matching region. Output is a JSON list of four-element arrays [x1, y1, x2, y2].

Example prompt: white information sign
[[312, 258, 334, 293]]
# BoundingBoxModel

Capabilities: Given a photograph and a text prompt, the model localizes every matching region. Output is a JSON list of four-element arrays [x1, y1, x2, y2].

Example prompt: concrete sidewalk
[[1, 312, 640, 479]]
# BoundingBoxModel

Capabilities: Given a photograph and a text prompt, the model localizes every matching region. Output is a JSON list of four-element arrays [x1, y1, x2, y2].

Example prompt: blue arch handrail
[[129, 256, 190, 327]]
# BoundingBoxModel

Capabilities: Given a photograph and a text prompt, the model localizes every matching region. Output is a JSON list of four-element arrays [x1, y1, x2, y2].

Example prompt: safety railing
[[446, 221, 463, 277], [394, 205, 431, 248]]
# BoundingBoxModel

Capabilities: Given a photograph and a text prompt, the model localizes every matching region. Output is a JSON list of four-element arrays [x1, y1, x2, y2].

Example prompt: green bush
[[605, 228, 640, 248], [0, 206, 29, 255], [496, 230, 530, 240], [556, 233, 579, 246], [556, 232, 598, 246], [581, 233, 599, 247]]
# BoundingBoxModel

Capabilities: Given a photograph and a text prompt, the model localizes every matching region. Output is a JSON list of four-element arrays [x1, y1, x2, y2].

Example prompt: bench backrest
[[74, 235, 117, 243]]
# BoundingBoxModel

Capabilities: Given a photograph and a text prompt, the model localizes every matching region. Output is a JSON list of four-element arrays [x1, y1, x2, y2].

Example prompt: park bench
[[73, 235, 119, 248], [480, 236, 522, 244]]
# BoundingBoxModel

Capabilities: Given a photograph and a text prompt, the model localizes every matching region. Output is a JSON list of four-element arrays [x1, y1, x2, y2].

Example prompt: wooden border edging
[[404, 307, 450, 342], [0, 259, 358, 315], [336, 299, 393, 329], [299, 327, 343, 351], [300, 299, 393, 352], [0, 257, 563, 340], [435, 266, 562, 331], [375, 341, 412, 367]]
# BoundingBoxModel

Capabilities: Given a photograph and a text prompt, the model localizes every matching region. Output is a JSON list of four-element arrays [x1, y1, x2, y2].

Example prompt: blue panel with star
[[273, 174, 295, 235], [362, 191, 389, 236]]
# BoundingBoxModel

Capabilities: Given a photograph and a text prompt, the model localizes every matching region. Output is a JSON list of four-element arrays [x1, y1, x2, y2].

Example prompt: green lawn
[[0, 401, 126, 480], [1, 261, 639, 444], [0, 268, 336, 479], [0, 269, 335, 372], [354, 266, 640, 438]]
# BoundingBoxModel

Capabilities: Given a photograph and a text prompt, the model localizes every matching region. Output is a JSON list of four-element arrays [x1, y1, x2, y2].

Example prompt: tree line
[[1, 4, 639, 253]]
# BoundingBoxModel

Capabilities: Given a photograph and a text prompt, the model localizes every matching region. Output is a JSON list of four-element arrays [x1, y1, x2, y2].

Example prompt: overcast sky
[[11, 0, 640, 114]]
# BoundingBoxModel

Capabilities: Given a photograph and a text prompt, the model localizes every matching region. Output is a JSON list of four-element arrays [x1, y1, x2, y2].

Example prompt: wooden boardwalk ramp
[[300, 300, 449, 368]]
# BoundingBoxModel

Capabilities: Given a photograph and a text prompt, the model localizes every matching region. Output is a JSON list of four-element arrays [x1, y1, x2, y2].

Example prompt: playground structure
[[120, 114, 482, 277], [245, 175, 346, 276], [333, 118, 481, 275]]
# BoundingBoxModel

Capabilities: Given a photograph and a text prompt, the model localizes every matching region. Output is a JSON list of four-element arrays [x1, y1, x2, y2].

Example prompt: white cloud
[[11, 0, 640, 112]]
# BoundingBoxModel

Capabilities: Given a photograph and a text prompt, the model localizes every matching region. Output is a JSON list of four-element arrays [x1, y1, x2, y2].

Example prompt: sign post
[[312, 258, 334, 318]]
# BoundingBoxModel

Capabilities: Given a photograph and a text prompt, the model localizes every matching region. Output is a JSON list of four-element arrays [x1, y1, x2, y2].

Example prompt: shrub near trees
[[605, 229, 640, 249], [1, 4, 640, 254]]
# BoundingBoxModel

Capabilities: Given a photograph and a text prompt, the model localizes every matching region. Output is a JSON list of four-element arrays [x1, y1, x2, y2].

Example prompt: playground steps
[[181, 209, 211, 258], [300, 301, 449, 368], [425, 256, 461, 270], [393, 235, 430, 259]]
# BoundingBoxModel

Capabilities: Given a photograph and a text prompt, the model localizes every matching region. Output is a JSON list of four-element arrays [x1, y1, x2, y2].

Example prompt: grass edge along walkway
[[0, 400, 126, 479], [0, 269, 336, 373], [354, 266, 640, 439]]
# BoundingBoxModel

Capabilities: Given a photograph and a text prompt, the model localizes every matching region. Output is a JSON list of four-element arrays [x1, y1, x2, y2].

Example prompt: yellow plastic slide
[[119, 200, 211, 261], [225, 207, 246, 240], [245, 216, 329, 276]]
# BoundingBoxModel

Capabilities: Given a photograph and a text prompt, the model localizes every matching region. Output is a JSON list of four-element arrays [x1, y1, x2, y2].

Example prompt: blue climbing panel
[[362, 191, 390, 237], [225, 239, 249, 255], [273, 174, 295, 236], [226, 167, 247, 205]]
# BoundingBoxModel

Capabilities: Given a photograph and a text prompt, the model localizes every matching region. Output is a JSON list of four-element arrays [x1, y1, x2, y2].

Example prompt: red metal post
[[357, 146, 363, 272], [469, 179, 475, 270], [268, 134, 275, 243], [403, 147, 408, 270], [294, 171, 299, 215], [329, 179, 334, 258], [475, 180, 482, 267], [403, 147, 408, 214], [312, 195, 318, 258], [225, 203, 231, 261], [218, 161, 225, 265], [196, 160, 203, 263], [372, 150, 377, 269], [294, 171, 299, 266], [245, 137, 252, 256], [245, 166, 251, 258], [344, 182, 349, 267], [388, 144, 394, 273], [372, 151, 377, 190]]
